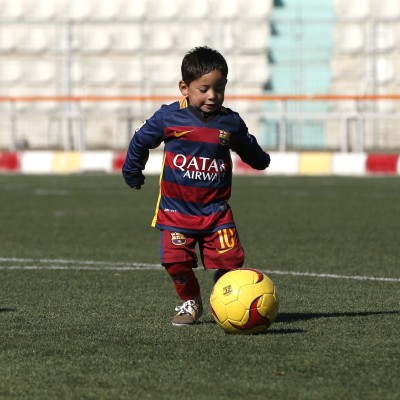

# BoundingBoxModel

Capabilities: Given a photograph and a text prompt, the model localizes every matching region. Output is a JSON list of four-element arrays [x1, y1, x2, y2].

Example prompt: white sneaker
[[172, 299, 203, 326]]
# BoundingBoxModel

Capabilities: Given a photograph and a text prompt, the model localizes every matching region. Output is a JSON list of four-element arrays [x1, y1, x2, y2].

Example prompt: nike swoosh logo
[[174, 130, 193, 137], [216, 247, 234, 255]]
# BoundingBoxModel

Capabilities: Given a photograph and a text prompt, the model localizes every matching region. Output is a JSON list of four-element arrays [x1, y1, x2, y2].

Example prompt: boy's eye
[[198, 86, 225, 94]]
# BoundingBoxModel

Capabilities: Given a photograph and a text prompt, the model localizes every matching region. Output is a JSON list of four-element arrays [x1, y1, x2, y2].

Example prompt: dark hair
[[181, 46, 228, 84]]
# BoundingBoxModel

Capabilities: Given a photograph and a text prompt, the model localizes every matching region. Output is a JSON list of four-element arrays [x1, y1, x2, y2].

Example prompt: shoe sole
[[171, 306, 203, 326], [171, 315, 202, 326]]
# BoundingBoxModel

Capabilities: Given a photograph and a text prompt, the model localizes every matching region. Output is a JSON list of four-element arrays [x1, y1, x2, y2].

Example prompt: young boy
[[122, 46, 270, 326]]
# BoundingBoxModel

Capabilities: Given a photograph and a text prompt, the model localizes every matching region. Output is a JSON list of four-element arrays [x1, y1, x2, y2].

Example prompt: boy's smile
[[179, 69, 227, 114]]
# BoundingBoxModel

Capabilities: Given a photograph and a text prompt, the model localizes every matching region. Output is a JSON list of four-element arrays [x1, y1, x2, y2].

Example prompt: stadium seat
[[374, 58, 394, 85], [68, 61, 84, 84], [112, 26, 143, 53], [239, 0, 273, 19], [235, 22, 270, 53], [147, 0, 180, 19], [211, 0, 240, 19], [334, 0, 370, 18], [0, 0, 25, 19], [148, 56, 180, 86], [24, 60, 55, 85], [89, 0, 120, 20], [147, 25, 176, 52], [85, 60, 115, 85], [213, 23, 235, 54], [374, 25, 395, 53], [179, 0, 209, 18], [331, 56, 364, 81], [373, 0, 400, 18], [28, 0, 56, 20], [62, 0, 93, 21], [177, 27, 209, 51], [0, 28, 17, 53], [53, 28, 81, 53], [116, 59, 145, 86], [80, 28, 111, 54], [333, 24, 365, 54], [230, 56, 269, 87], [17, 27, 49, 54], [118, 0, 147, 19], [0, 60, 23, 84]]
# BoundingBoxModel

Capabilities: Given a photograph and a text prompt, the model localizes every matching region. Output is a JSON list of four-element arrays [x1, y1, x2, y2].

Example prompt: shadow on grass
[[200, 318, 305, 334], [0, 308, 16, 313], [263, 328, 304, 334], [277, 310, 399, 323], [198, 311, 398, 335]]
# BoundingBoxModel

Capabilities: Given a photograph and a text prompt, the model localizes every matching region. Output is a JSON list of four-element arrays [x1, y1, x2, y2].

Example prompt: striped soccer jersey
[[122, 98, 270, 234]]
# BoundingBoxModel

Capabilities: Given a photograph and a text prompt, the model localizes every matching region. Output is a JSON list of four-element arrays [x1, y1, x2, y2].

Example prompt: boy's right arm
[[122, 112, 164, 189]]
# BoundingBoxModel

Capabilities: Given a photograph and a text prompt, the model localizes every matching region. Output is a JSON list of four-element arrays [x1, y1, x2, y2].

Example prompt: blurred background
[[0, 0, 400, 155]]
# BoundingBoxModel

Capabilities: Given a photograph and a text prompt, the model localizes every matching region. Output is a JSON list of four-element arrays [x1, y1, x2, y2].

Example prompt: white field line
[[0, 257, 162, 271], [0, 257, 399, 283], [0, 265, 161, 271], [263, 269, 400, 283]]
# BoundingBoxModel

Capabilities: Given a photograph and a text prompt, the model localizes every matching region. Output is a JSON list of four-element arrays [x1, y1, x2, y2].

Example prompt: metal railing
[[1, 94, 400, 152]]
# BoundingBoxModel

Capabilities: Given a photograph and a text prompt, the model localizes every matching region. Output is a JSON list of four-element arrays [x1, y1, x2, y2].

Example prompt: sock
[[164, 261, 201, 301]]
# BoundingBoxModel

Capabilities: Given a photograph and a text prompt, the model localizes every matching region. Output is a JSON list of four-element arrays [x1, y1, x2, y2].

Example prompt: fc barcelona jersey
[[123, 98, 270, 234]]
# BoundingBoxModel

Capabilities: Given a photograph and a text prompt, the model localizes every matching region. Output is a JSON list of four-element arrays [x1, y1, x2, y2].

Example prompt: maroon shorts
[[160, 228, 245, 270]]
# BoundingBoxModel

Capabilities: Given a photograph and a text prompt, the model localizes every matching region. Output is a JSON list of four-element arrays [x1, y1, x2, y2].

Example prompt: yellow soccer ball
[[210, 268, 279, 334]]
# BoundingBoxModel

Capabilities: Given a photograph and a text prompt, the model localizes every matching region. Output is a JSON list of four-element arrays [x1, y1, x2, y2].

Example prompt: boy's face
[[179, 69, 227, 114]]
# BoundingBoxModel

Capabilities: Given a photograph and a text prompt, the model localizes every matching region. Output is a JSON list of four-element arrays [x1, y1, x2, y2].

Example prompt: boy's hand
[[123, 170, 145, 189]]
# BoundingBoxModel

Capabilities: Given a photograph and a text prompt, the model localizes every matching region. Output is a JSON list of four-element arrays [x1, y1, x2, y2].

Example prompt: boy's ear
[[179, 80, 189, 96]]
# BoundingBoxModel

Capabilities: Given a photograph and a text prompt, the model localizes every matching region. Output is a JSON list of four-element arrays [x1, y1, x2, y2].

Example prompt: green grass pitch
[[0, 174, 399, 400]]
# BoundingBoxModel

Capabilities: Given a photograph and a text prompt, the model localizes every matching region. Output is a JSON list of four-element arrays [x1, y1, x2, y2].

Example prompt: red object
[[160, 228, 244, 270], [366, 154, 398, 174], [0, 152, 20, 171], [229, 295, 271, 331], [112, 151, 126, 171], [164, 261, 201, 301]]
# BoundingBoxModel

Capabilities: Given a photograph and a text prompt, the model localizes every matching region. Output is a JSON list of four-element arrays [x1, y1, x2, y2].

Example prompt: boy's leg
[[164, 261, 200, 301], [160, 230, 203, 325], [199, 227, 245, 281]]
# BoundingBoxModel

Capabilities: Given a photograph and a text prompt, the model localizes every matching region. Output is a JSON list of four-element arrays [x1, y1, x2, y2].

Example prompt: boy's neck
[[188, 104, 221, 122]]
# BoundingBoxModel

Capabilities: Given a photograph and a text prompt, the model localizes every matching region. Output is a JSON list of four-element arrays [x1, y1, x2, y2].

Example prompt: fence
[[1, 94, 400, 152]]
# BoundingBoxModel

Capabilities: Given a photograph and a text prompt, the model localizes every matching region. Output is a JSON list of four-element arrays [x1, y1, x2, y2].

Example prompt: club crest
[[218, 130, 231, 146], [171, 232, 186, 246]]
